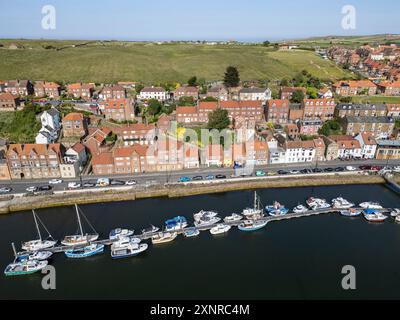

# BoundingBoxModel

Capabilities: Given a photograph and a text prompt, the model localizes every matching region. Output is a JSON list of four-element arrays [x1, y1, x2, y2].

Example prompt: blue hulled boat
[[65, 244, 104, 259], [165, 216, 188, 232], [265, 202, 289, 216], [238, 220, 268, 232]]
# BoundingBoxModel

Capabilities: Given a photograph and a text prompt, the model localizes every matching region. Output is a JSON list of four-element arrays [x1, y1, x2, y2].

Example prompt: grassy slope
[[0, 40, 353, 84], [351, 95, 400, 104]]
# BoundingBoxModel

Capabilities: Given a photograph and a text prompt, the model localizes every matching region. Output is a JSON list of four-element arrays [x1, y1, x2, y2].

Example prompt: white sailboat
[[61, 204, 99, 246], [242, 191, 264, 220], [21, 210, 57, 252]]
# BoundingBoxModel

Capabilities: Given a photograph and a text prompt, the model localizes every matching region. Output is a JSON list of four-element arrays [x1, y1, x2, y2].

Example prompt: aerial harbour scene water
[[1, 184, 399, 300]]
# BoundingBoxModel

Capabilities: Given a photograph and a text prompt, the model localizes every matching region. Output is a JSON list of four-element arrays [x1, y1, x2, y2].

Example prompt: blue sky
[[0, 0, 399, 41]]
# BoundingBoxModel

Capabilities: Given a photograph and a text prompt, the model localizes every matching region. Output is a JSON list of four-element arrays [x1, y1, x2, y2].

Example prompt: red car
[[371, 166, 383, 171]]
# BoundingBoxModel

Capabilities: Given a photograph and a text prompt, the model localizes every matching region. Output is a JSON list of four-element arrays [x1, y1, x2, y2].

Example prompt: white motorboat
[[363, 209, 388, 222], [359, 202, 383, 210], [183, 228, 200, 238], [193, 211, 218, 221], [109, 228, 134, 240], [332, 197, 355, 209], [4, 260, 48, 276], [306, 197, 331, 210], [141, 225, 159, 235], [111, 238, 148, 259], [194, 216, 221, 228], [340, 208, 362, 217], [390, 209, 400, 217], [224, 214, 243, 223], [61, 204, 99, 246], [21, 210, 57, 252], [396, 215, 400, 223], [210, 224, 231, 235], [151, 232, 177, 245], [16, 251, 53, 262], [111, 237, 141, 250], [293, 205, 308, 214]]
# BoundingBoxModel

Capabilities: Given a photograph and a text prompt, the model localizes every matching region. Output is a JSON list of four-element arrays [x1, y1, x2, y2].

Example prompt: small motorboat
[[238, 220, 268, 232], [165, 216, 188, 232], [151, 232, 177, 245], [109, 228, 134, 241], [194, 215, 221, 228], [15, 251, 53, 262], [266, 202, 289, 217], [210, 224, 231, 235], [293, 205, 308, 214], [332, 197, 355, 209], [65, 244, 104, 259], [340, 208, 362, 217], [224, 214, 243, 223], [183, 228, 200, 238], [363, 209, 388, 223], [112, 237, 141, 248], [306, 197, 331, 210], [396, 215, 400, 223], [111, 242, 148, 259], [193, 211, 218, 221], [141, 225, 160, 235], [359, 202, 383, 210], [390, 209, 400, 217], [4, 260, 48, 277]]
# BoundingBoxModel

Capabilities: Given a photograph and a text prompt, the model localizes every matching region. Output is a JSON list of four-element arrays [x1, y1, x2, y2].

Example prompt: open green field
[[351, 95, 400, 104], [0, 40, 354, 84]]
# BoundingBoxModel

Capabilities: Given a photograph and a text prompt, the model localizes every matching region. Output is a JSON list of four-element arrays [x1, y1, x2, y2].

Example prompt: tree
[[202, 96, 218, 102], [307, 87, 318, 99], [178, 96, 195, 106], [147, 99, 162, 116], [319, 120, 342, 136], [263, 41, 271, 47], [280, 78, 290, 87], [224, 66, 240, 88], [188, 76, 198, 87], [207, 108, 230, 130], [290, 90, 305, 103]]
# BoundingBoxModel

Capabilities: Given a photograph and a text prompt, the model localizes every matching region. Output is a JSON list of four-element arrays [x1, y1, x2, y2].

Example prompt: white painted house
[[285, 141, 316, 163], [35, 107, 61, 144], [355, 133, 377, 159], [239, 88, 272, 102], [138, 87, 168, 101], [337, 139, 362, 159]]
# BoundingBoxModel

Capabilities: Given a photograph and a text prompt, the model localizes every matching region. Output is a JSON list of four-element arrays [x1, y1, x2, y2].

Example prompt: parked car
[[68, 182, 81, 189], [359, 165, 372, 171], [255, 170, 266, 177], [38, 185, 52, 191], [0, 187, 12, 194], [125, 180, 137, 186], [215, 175, 227, 179], [49, 179, 63, 185], [290, 170, 301, 175], [277, 170, 288, 175], [96, 178, 110, 187], [179, 177, 191, 183], [300, 169, 313, 174], [83, 182, 96, 188], [393, 166, 400, 173], [323, 168, 334, 172], [334, 167, 345, 172], [205, 175, 215, 180], [192, 176, 203, 181], [26, 186, 38, 193], [312, 168, 323, 173], [110, 180, 125, 186], [371, 166, 383, 171], [346, 166, 357, 171]]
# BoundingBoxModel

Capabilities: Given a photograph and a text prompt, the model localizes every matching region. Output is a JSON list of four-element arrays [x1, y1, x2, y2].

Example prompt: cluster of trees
[[318, 120, 343, 136]]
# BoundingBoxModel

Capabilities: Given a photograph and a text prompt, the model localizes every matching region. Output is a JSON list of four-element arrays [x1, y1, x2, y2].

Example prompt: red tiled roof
[[92, 152, 113, 166], [63, 113, 84, 121]]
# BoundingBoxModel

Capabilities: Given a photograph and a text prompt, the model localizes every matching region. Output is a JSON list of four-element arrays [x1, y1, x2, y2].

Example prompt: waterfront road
[[1, 159, 399, 195]]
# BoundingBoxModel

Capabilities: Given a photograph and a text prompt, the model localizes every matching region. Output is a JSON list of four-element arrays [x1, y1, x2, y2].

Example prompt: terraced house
[[3, 80, 33, 96], [335, 103, 387, 118], [62, 113, 87, 137], [99, 98, 135, 122], [343, 116, 395, 138], [34, 81, 60, 98], [67, 83, 94, 100], [0, 93, 20, 110], [6, 144, 63, 179], [98, 85, 126, 100], [332, 80, 377, 96], [266, 99, 289, 124], [302, 99, 336, 122], [239, 87, 271, 102]]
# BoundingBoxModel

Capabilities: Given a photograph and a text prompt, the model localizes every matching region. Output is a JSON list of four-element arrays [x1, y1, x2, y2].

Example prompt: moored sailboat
[[242, 191, 264, 220], [21, 210, 57, 252], [238, 219, 268, 232]]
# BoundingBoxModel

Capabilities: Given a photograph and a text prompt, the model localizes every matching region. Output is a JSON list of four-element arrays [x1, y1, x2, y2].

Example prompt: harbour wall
[[0, 173, 398, 214]]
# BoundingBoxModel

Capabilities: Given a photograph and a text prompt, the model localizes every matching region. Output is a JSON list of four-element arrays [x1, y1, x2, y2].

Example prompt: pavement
[[1, 159, 399, 195]]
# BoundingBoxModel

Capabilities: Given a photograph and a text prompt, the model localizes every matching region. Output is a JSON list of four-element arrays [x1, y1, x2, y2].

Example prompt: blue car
[[179, 176, 191, 183], [205, 175, 215, 180]]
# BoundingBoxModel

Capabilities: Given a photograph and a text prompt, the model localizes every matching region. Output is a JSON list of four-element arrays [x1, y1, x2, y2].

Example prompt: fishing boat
[[266, 201, 289, 216], [61, 204, 99, 246], [242, 192, 264, 220], [111, 241, 148, 259], [141, 225, 159, 235], [332, 197, 355, 209], [21, 210, 57, 252], [165, 216, 188, 232], [293, 205, 308, 214], [238, 220, 268, 232], [224, 213, 243, 223], [16, 251, 53, 262], [65, 244, 104, 259], [363, 209, 388, 222], [340, 208, 362, 217], [109, 228, 134, 240], [390, 209, 400, 217], [112, 236, 141, 248], [210, 224, 231, 235], [183, 228, 200, 238], [4, 260, 48, 277], [151, 232, 177, 245], [359, 202, 383, 210]]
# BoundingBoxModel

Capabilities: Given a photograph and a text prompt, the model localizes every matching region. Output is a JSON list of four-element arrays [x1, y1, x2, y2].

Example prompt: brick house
[[99, 98, 135, 122], [266, 99, 289, 124], [98, 85, 126, 100], [157, 114, 172, 132], [302, 99, 336, 121], [4, 80, 33, 96], [173, 86, 199, 100], [375, 140, 400, 160], [313, 137, 326, 161], [335, 103, 387, 118], [176, 106, 199, 124], [376, 81, 400, 96], [202, 144, 224, 167], [298, 120, 323, 135], [288, 103, 304, 122], [83, 128, 112, 156], [198, 102, 218, 122], [62, 113, 87, 137], [6, 144, 63, 179], [0, 149, 11, 180], [91, 152, 114, 175], [67, 83, 94, 100], [0, 93, 20, 110], [386, 104, 400, 118], [207, 86, 228, 101], [343, 116, 395, 138], [34, 81, 60, 98], [116, 123, 157, 146], [280, 87, 307, 100], [285, 124, 300, 140], [332, 80, 377, 96]]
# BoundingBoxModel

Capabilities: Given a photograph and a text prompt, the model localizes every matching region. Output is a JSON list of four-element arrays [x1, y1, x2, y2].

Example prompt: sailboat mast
[[11, 242, 17, 257], [32, 210, 42, 241], [75, 204, 84, 236]]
